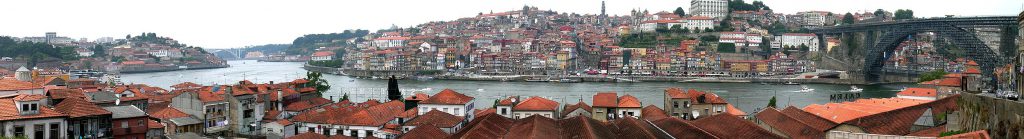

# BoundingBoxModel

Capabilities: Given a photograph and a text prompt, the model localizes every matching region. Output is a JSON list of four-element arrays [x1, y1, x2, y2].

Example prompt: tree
[[670, 24, 683, 33], [341, 93, 349, 101], [767, 96, 778, 108], [842, 13, 855, 25], [681, 28, 691, 34], [673, 7, 686, 17], [874, 9, 887, 19], [799, 44, 810, 52], [894, 9, 914, 20], [704, 27, 714, 33], [305, 71, 331, 94], [718, 43, 736, 53], [918, 70, 948, 82], [91, 45, 107, 57]]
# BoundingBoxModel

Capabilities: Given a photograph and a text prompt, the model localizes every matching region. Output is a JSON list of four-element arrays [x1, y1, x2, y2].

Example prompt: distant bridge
[[810, 16, 1018, 82]]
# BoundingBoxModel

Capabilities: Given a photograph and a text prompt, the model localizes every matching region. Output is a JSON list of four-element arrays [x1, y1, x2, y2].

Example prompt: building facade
[[689, 0, 728, 20]]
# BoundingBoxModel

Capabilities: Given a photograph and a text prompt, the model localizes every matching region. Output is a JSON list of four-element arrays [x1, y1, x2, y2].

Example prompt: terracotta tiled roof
[[726, 104, 746, 116], [963, 68, 981, 74], [312, 51, 335, 57], [150, 107, 190, 120], [292, 100, 405, 127], [447, 112, 514, 139], [47, 88, 86, 100], [906, 125, 944, 137], [693, 113, 784, 139], [292, 79, 309, 84], [405, 110, 464, 128], [592, 92, 618, 107], [504, 115, 560, 139], [276, 119, 293, 126], [148, 119, 165, 129], [195, 87, 225, 103], [421, 89, 474, 105], [755, 108, 824, 139], [665, 88, 689, 99], [641, 105, 669, 121], [611, 117, 665, 139], [497, 96, 517, 106], [652, 118, 719, 139], [263, 110, 281, 121], [936, 77, 961, 87], [617, 94, 642, 108], [938, 130, 989, 139], [405, 93, 429, 101], [513, 96, 559, 111], [400, 125, 450, 139], [558, 116, 616, 139], [560, 102, 592, 118], [779, 106, 838, 132], [14, 94, 46, 101], [0, 79, 43, 91], [0, 94, 67, 121], [54, 97, 111, 118], [284, 97, 332, 112], [171, 82, 201, 89], [473, 108, 496, 119], [288, 132, 328, 139], [897, 88, 938, 98], [398, 107, 418, 119]]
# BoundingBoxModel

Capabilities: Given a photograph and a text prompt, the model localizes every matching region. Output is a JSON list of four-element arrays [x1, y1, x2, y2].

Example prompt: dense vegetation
[[288, 30, 369, 54], [0, 37, 79, 66], [728, 0, 771, 11], [918, 69, 949, 82], [308, 59, 345, 68], [893, 9, 914, 20]]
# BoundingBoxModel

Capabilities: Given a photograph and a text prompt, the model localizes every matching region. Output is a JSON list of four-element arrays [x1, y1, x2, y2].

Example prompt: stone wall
[[954, 93, 1024, 138]]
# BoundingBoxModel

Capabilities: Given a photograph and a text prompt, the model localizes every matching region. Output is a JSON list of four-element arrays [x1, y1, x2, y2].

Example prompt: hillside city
[[0, 0, 1023, 139]]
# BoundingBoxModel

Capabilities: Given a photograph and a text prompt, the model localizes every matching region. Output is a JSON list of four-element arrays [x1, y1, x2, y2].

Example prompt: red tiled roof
[[652, 118, 719, 139], [611, 117, 664, 139], [726, 104, 746, 116], [149, 107, 190, 120], [907, 125, 945, 137], [504, 115, 560, 139], [148, 119, 165, 129], [400, 125, 450, 139], [312, 51, 335, 57], [14, 94, 46, 101], [936, 77, 962, 87], [421, 89, 474, 105], [170, 82, 201, 89], [276, 119, 293, 126], [0, 79, 43, 91], [755, 108, 824, 139], [263, 110, 281, 121], [447, 112, 514, 139], [54, 97, 111, 118], [47, 88, 86, 99], [779, 106, 838, 132], [0, 94, 67, 121], [405, 93, 429, 101], [497, 96, 517, 106], [641, 105, 669, 121], [592, 92, 618, 107], [938, 130, 990, 139], [513, 96, 559, 111], [560, 102, 592, 118], [398, 107, 418, 119], [897, 88, 938, 98], [196, 87, 225, 103], [617, 95, 642, 108], [558, 116, 616, 139], [693, 113, 785, 139], [405, 110, 464, 128], [963, 68, 981, 74], [288, 132, 328, 139], [284, 97, 332, 112], [665, 88, 689, 99]]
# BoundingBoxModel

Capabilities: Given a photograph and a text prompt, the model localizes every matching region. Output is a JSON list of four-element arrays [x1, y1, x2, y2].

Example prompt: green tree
[[718, 43, 736, 53], [767, 96, 778, 108], [681, 28, 691, 34], [894, 9, 914, 20], [341, 93, 349, 101], [799, 44, 809, 52], [91, 45, 107, 57], [842, 13, 855, 25], [874, 9, 887, 19], [305, 71, 331, 94], [670, 24, 683, 33], [704, 27, 714, 33], [918, 70, 948, 82], [673, 7, 686, 17]]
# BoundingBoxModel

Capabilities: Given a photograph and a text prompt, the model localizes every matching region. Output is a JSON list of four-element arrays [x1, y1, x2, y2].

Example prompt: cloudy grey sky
[[1, 0, 1021, 48]]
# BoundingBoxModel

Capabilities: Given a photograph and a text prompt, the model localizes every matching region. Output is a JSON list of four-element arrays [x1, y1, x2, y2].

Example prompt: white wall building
[[689, 0, 729, 20], [776, 33, 820, 51]]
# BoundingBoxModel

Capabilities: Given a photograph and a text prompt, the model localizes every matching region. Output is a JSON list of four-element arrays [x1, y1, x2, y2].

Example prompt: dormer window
[[19, 102, 39, 115]]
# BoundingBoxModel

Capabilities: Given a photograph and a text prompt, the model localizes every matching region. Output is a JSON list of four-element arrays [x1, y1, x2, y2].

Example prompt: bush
[[919, 70, 948, 82]]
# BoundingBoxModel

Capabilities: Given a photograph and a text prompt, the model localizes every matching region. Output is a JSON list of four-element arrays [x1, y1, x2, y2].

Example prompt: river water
[[122, 60, 914, 113]]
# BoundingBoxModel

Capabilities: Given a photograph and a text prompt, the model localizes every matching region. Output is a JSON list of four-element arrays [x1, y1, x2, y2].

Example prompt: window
[[442, 108, 448, 113], [673, 101, 679, 108], [500, 108, 507, 115], [21, 104, 29, 111], [244, 109, 254, 118], [122, 121, 129, 128], [14, 126, 24, 137], [138, 119, 145, 127], [454, 108, 460, 115], [49, 123, 59, 139]]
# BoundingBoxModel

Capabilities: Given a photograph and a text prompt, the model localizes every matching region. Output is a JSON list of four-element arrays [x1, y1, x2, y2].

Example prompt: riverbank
[[119, 64, 230, 74]]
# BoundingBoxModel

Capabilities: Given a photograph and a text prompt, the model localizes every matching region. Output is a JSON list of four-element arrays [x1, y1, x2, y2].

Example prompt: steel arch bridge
[[811, 16, 1018, 82]]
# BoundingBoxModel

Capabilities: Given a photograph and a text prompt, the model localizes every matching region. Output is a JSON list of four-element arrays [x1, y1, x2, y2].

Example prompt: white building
[[417, 89, 475, 121], [689, 0, 729, 20], [311, 51, 334, 61], [510, 96, 559, 119], [798, 11, 836, 27], [684, 16, 716, 31], [0, 94, 68, 139], [776, 33, 820, 51]]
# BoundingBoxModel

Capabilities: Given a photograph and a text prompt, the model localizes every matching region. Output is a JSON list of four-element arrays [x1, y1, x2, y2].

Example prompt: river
[[122, 60, 914, 114]]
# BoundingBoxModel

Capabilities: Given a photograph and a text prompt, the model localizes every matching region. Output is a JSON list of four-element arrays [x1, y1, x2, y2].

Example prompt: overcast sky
[[1, 0, 1021, 49]]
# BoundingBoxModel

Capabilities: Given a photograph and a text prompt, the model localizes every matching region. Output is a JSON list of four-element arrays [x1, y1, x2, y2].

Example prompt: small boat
[[477, 89, 485, 92], [783, 82, 800, 85], [414, 76, 435, 81], [525, 78, 548, 82], [558, 78, 581, 83], [797, 86, 815, 92], [848, 86, 863, 92]]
